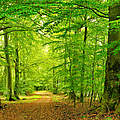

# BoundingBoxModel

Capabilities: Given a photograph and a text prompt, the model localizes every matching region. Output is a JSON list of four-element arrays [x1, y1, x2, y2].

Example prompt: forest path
[[0, 91, 117, 120], [31, 91, 53, 103], [0, 91, 84, 120]]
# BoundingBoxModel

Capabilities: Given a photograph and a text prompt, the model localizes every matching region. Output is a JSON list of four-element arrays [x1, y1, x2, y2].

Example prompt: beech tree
[[0, 0, 120, 113], [104, 1, 120, 111]]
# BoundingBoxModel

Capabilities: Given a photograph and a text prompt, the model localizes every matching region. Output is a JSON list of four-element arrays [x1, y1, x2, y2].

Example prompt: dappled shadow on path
[[0, 102, 81, 120], [0, 91, 81, 120], [0, 91, 119, 120]]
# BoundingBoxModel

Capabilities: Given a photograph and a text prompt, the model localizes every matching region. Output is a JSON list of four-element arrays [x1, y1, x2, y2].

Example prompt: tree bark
[[90, 37, 97, 106], [104, 3, 120, 111], [4, 33, 13, 101], [64, 37, 68, 86], [14, 45, 20, 99], [80, 16, 87, 103], [3, 66, 8, 96], [52, 65, 57, 94]]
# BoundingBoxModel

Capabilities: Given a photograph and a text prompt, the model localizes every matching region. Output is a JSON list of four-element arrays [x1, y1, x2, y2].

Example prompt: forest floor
[[0, 91, 119, 120]]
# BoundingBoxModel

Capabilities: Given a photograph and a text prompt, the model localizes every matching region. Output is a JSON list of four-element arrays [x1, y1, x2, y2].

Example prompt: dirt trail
[[32, 91, 52, 103], [0, 91, 119, 120], [0, 91, 82, 120]]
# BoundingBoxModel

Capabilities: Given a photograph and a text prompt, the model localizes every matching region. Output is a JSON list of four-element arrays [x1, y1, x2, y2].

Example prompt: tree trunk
[[68, 9, 76, 107], [53, 66, 57, 94], [90, 37, 97, 106], [4, 33, 13, 101], [80, 19, 87, 103], [103, 3, 120, 111], [64, 37, 68, 86], [3, 66, 8, 96], [14, 45, 20, 100]]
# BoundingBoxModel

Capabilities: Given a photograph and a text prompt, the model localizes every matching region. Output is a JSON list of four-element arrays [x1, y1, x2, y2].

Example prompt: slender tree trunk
[[99, 38, 106, 103], [53, 66, 57, 94], [68, 8, 76, 107], [14, 44, 20, 99], [4, 33, 13, 101], [3, 66, 8, 96], [64, 37, 68, 85], [90, 38, 97, 106], [68, 53, 76, 107], [103, 3, 120, 111], [63, 35, 68, 95], [80, 19, 87, 103], [52, 45, 57, 94]]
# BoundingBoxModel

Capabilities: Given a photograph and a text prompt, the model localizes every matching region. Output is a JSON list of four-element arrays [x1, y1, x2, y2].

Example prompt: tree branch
[[0, 29, 31, 36], [76, 4, 109, 18], [36, 1, 109, 18], [0, 27, 12, 31]]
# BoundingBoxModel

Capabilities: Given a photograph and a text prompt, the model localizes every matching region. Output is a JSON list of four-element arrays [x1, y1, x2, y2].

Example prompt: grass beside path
[[1, 91, 63, 104]]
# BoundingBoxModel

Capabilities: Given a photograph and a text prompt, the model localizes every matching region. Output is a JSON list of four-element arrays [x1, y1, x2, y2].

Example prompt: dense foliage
[[0, 0, 120, 112]]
